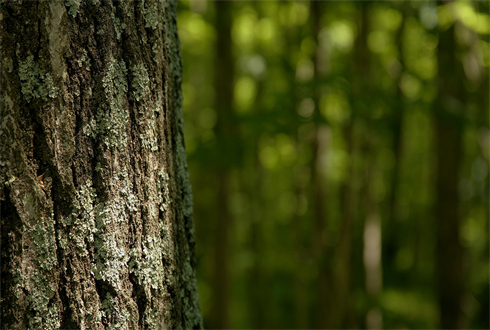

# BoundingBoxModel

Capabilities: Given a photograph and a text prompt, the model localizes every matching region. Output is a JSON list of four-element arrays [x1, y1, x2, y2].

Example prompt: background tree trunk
[[435, 14, 465, 330], [0, 1, 203, 329], [209, 1, 235, 329]]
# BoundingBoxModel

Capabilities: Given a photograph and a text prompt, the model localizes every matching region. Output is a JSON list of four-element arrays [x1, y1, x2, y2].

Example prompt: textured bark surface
[[0, 1, 202, 329]]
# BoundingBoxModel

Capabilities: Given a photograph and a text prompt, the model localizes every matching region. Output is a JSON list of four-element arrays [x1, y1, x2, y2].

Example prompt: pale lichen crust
[[18, 55, 59, 102]]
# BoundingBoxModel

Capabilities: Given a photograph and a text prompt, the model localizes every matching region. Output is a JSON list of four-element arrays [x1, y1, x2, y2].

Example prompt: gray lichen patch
[[131, 63, 150, 102], [28, 285, 60, 330], [114, 16, 125, 41], [92, 231, 129, 290], [100, 292, 131, 330], [6, 57, 13, 73], [145, 307, 163, 330], [27, 266, 60, 327], [76, 49, 91, 71], [103, 171, 137, 218], [60, 179, 99, 253], [21, 192, 60, 330], [141, 0, 161, 30], [129, 235, 165, 290], [83, 118, 97, 139], [65, 0, 81, 18], [90, 172, 136, 289], [28, 216, 58, 270], [93, 172, 136, 289], [60, 172, 137, 291], [140, 115, 158, 152], [102, 57, 128, 109], [96, 58, 129, 151], [18, 55, 59, 102], [4, 174, 16, 186], [157, 169, 170, 212], [27, 239, 59, 329]]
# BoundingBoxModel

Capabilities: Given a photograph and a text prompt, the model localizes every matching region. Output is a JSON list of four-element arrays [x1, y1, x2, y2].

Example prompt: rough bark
[[0, 1, 202, 329]]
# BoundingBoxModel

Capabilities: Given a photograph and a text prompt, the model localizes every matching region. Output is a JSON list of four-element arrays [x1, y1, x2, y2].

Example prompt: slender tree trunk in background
[[245, 64, 266, 329], [245, 151, 266, 329], [350, 3, 384, 328], [363, 138, 383, 330], [292, 180, 309, 329], [308, 2, 333, 328], [435, 13, 465, 329], [210, 1, 234, 328], [0, 1, 202, 329], [212, 171, 231, 329], [386, 10, 406, 251], [275, 5, 311, 327], [335, 121, 355, 328], [310, 2, 328, 257], [335, 3, 371, 328]]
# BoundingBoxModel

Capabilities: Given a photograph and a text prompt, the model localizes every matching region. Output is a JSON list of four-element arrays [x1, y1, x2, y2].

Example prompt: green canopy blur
[[178, 1, 489, 329]]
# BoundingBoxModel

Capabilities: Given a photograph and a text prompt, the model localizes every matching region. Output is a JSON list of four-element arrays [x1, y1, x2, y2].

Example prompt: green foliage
[[178, 0, 489, 329]]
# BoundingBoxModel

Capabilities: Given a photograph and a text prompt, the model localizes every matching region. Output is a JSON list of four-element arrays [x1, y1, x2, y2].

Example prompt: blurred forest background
[[177, 0, 489, 329]]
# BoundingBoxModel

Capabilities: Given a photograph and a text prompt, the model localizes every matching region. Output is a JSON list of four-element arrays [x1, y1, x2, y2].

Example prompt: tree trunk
[[209, 1, 234, 328], [308, 2, 333, 328], [0, 1, 203, 329], [362, 137, 383, 330], [435, 10, 465, 329]]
